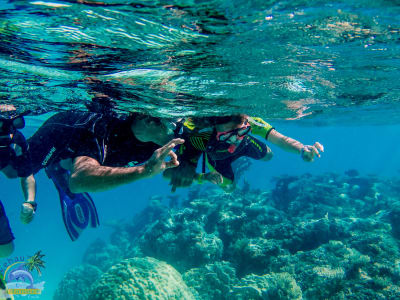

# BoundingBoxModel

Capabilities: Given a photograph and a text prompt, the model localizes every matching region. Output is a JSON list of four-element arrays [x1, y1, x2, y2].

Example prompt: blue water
[[1, 117, 399, 299]]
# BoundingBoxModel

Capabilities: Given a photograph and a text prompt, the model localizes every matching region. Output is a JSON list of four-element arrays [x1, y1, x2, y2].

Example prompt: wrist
[[141, 164, 154, 178], [300, 145, 309, 157], [24, 200, 37, 212]]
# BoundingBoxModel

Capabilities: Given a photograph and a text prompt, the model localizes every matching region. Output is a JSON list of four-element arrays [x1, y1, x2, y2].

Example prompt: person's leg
[[0, 200, 15, 257]]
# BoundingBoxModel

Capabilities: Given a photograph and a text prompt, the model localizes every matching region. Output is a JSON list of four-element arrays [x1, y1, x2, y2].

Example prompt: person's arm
[[267, 129, 323, 162], [163, 132, 206, 191], [20, 175, 37, 224], [69, 138, 184, 193], [267, 129, 304, 154], [21, 175, 36, 202], [248, 116, 323, 162]]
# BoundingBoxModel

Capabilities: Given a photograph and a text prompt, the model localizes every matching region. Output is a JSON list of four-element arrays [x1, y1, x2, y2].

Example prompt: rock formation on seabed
[[54, 172, 400, 300]]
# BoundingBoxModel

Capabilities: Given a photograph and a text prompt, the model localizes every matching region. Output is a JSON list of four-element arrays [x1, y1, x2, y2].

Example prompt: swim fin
[[45, 164, 100, 241]]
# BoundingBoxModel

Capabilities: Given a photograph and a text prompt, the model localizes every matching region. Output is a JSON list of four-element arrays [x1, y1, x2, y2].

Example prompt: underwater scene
[[0, 0, 400, 299]]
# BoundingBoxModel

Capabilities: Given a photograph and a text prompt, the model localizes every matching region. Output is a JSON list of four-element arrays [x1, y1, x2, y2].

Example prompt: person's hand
[[145, 138, 185, 177], [301, 142, 324, 162], [164, 162, 197, 192], [204, 172, 223, 185], [20, 201, 36, 224]]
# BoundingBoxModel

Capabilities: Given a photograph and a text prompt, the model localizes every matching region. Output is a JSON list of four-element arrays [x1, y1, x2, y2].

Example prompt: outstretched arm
[[267, 129, 304, 154], [69, 138, 184, 193], [248, 116, 323, 162], [267, 129, 324, 162], [20, 175, 37, 224]]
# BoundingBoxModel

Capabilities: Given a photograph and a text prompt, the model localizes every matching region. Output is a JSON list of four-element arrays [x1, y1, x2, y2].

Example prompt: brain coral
[[88, 257, 196, 300], [53, 264, 102, 300]]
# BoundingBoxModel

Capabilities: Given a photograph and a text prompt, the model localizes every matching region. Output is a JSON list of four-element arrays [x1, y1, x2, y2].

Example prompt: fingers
[[310, 146, 320, 158], [302, 142, 324, 162], [205, 172, 223, 185], [168, 150, 178, 165], [314, 142, 324, 152], [158, 138, 184, 160], [310, 142, 324, 158], [165, 151, 180, 169], [20, 204, 34, 224], [21, 214, 33, 224], [211, 174, 223, 185]]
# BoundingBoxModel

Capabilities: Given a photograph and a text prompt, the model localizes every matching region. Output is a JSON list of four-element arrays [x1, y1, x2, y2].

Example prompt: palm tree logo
[[1, 250, 46, 297], [24, 250, 46, 277]]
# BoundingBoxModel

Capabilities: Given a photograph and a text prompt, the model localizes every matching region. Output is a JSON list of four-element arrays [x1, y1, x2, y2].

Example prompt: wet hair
[[86, 95, 116, 115], [190, 114, 246, 128], [210, 114, 246, 125], [128, 112, 164, 126]]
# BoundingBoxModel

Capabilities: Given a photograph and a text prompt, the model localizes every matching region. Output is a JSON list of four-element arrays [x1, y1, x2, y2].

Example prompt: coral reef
[[54, 172, 400, 299], [88, 257, 196, 300], [138, 206, 224, 272], [183, 261, 238, 300], [82, 239, 123, 272], [53, 264, 102, 300], [230, 272, 302, 300]]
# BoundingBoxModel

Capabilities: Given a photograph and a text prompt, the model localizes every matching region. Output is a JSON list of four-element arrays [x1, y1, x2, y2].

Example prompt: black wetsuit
[[27, 111, 159, 174], [178, 125, 271, 183], [205, 133, 270, 181]]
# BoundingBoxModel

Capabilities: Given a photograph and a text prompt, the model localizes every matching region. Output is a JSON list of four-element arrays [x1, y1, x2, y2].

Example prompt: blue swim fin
[[45, 164, 100, 241]]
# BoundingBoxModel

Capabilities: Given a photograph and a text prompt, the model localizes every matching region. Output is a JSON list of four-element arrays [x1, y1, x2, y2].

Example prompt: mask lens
[[237, 126, 251, 137], [218, 132, 233, 142], [12, 117, 25, 129]]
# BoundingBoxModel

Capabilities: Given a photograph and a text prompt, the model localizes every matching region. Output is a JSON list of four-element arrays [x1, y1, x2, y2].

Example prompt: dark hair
[[210, 114, 246, 125], [190, 114, 246, 128], [86, 95, 116, 115]]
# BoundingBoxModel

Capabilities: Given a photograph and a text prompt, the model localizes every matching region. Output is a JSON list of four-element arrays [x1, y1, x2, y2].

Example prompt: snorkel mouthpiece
[[228, 144, 237, 153]]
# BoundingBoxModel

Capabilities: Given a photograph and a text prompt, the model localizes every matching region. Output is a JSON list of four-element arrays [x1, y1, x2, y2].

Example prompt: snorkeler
[[164, 114, 323, 191], [0, 105, 36, 257], [26, 110, 183, 241]]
